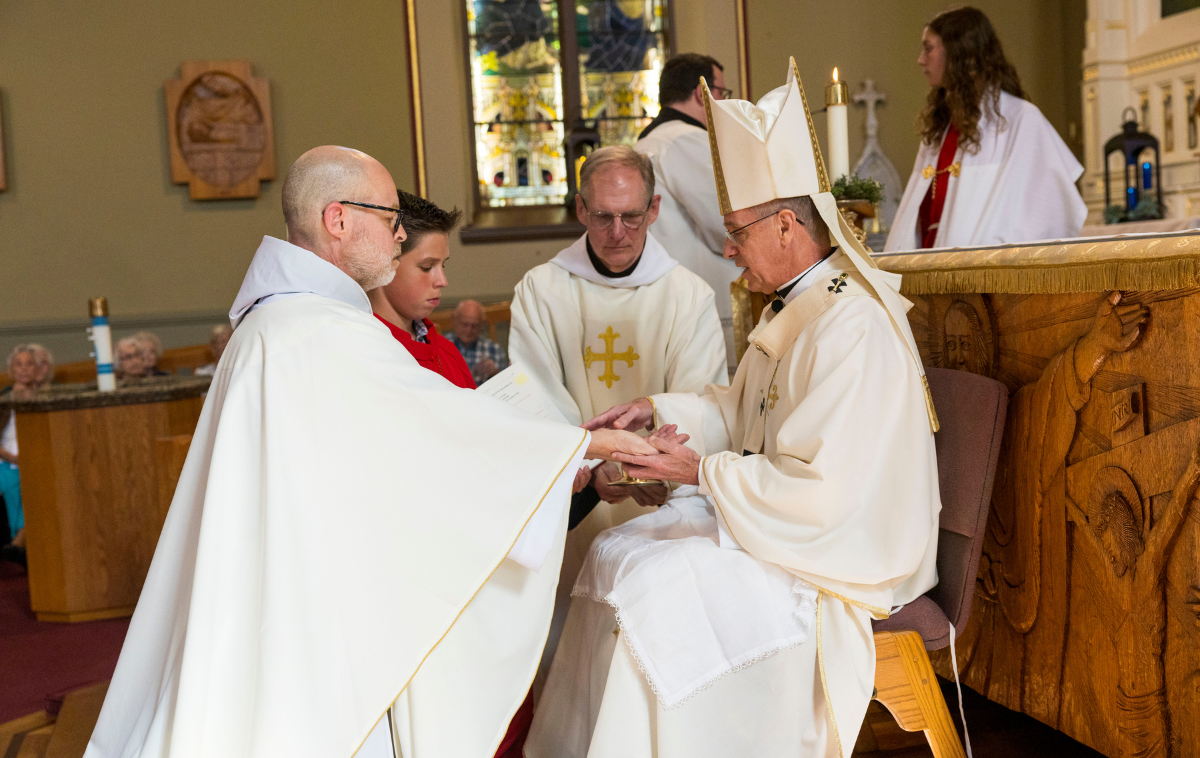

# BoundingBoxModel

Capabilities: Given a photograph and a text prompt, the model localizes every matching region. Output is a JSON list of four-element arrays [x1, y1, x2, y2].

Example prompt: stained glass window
[[465, 0, 671, 209], [577, 0, 670, 146]]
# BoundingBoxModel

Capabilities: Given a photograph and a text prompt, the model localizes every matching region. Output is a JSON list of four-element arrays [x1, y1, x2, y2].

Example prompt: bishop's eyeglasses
[[337, 200, 405, 234], [580, 197, 652, 230]]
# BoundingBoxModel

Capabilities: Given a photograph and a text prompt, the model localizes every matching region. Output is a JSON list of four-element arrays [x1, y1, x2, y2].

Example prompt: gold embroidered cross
[[767, 384, 779, 411], [584, 326, 639, 388]]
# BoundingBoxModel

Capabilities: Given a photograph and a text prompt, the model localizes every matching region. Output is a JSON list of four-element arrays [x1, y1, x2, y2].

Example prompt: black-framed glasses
[[711, 85, 734, 100], [580, 197, 652, 230], [337, 200, 405, 234], [724, 210, 787, 245]]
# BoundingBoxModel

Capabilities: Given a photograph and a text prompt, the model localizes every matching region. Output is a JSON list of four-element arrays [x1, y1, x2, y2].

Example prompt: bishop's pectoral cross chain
[[584, 325, 639, 389]]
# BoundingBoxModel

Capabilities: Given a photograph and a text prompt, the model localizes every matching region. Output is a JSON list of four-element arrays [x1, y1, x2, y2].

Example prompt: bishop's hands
[[1075, 291, 1148, 384], [612, 424, 701, 486]]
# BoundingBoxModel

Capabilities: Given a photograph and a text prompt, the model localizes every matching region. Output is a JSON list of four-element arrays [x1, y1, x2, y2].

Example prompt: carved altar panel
[[907, 290, 1200, 758], [164, 61, 275, 200]]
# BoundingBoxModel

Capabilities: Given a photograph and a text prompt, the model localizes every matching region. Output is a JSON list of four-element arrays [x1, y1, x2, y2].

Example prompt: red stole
[[917, 123, 960, 249], [375, 316, 476, 389]]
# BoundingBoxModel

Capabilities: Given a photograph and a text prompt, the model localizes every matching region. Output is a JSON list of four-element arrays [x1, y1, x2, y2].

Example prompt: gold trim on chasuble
[[583, 326, 640, 388]]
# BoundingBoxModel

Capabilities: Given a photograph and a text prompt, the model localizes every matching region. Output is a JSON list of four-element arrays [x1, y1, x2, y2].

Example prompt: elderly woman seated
[[116, 336, 153, 382], [195, 324, 233, 376], [1, 345, 41, 566], [131, 331, 168, 376], [29, 344, 55, 390]]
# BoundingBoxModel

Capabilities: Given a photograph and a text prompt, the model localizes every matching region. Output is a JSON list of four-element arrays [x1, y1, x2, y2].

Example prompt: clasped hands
[[578, 398, 701, 500]]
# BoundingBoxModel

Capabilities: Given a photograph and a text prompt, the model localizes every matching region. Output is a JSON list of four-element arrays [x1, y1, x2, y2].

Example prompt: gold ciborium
[[605, 465, 666, 489]]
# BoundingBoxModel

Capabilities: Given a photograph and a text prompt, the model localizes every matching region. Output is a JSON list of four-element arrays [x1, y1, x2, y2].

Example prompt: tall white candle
[[825, 67, 850, 183]]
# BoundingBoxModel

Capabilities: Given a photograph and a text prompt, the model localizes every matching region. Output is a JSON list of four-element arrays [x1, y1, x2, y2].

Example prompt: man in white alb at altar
[[885, 6, 1085, 251], [525, 61, 942, 758], [509, 145, 727, 539], [635, 53, 742, 372], [83, 146, 654, 758]]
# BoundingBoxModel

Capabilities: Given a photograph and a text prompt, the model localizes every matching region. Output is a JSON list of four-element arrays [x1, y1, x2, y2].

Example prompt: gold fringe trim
[[816, 593, 845, 758], [922, 375, 940, 433], [886, 256, 1200, 296]]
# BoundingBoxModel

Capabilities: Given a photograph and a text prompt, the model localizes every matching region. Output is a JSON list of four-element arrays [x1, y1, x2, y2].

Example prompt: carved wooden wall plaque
[[905, 289, 1200, 758], [165, 61, 274, 200]]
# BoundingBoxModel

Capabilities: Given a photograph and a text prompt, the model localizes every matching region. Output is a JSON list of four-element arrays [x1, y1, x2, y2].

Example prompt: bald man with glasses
[[509, 145, 727, 693]]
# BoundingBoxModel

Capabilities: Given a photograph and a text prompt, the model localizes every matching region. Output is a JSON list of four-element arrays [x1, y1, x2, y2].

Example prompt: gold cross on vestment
[[584, 326, 639, 389], [767, 384, 779, 411]]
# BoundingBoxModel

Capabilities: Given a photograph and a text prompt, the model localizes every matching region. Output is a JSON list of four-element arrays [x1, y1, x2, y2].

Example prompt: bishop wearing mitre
[[525, 62, 942, 758], [84, 146, 652, 758]]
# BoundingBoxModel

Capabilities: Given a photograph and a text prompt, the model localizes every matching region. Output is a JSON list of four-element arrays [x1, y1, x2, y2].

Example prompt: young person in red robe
[[367, 191, 475, 389], [367, 191, 533, 757]]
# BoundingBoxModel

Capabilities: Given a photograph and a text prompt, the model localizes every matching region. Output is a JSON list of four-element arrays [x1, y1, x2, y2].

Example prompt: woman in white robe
[[884, 6, 1086, 252]]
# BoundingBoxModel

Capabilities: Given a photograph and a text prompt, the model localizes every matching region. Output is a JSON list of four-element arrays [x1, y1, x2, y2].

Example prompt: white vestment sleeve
[[663, 281, 730, 391], [508, 432, 589, 570], [651, 390, 732, 457], [509, 274, 586, 425]]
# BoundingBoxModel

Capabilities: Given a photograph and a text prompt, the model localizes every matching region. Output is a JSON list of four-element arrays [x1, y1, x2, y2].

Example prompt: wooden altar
[[1, 377, 209, 622], [873, 231, 1200, 758]]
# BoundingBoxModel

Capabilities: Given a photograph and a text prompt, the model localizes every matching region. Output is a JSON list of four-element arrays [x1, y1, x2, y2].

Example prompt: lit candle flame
[[833, 67, 839, 82]]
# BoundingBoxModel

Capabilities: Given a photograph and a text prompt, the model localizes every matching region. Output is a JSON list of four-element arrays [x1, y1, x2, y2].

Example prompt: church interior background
[[6, 1, 1200, 756]]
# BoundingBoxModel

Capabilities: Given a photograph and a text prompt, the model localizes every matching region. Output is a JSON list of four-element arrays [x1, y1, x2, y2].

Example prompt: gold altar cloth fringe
[[874, 231, 1200, 295]]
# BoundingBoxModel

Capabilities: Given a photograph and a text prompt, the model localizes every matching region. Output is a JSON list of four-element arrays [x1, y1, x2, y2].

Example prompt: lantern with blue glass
[[1103, 107, 1163, 223]]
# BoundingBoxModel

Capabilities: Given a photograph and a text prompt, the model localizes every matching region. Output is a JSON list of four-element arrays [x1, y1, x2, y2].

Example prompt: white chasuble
[[636, 120, 742, 372], [527, 252, 941, 758], [85, 237, 587, 758], [509, 232, 727, 692], [884, 90, 1086, 251]]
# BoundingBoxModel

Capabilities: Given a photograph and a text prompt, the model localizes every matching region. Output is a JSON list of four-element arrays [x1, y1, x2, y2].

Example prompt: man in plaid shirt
[[447, 299, 508, 384]]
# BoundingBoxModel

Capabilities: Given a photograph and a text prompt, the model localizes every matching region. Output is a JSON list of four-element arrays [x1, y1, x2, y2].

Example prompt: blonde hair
[[579, 145, 655, 205], [6, 344, 37, 375]]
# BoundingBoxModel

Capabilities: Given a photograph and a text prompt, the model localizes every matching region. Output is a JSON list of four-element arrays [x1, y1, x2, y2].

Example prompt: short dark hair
[[396, 190, 463, 253], [659, 53, 723, 106]]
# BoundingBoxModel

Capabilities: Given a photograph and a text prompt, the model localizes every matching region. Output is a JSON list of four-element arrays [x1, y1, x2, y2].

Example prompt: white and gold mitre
[[702, 57, 830, 215], [703, 58, 941, 432]]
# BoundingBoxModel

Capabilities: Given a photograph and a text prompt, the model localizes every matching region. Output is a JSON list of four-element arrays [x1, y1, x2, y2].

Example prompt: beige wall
[[0, 0, 414, 360], [0, 0, 1086, 364], [747, 0, 1086, 184]]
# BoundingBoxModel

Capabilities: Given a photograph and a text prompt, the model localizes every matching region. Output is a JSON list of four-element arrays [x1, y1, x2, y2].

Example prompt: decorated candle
[[89, 297, 116, 392]]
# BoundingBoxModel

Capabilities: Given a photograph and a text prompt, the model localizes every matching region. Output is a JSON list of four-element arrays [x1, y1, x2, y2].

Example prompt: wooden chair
[[158, 344, 214, 374], [870, 367, 1008, 757]]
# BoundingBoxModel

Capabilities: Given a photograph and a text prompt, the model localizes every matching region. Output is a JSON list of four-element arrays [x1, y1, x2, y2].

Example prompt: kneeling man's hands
[[612, 427, 701, 486], [585, 398, 655, 433], [586, 428, 658, 461]]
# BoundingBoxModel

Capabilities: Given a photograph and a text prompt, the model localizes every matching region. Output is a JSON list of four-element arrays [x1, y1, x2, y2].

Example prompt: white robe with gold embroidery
[[509, 232, 728, 688], [526, 252, 940, 758]]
